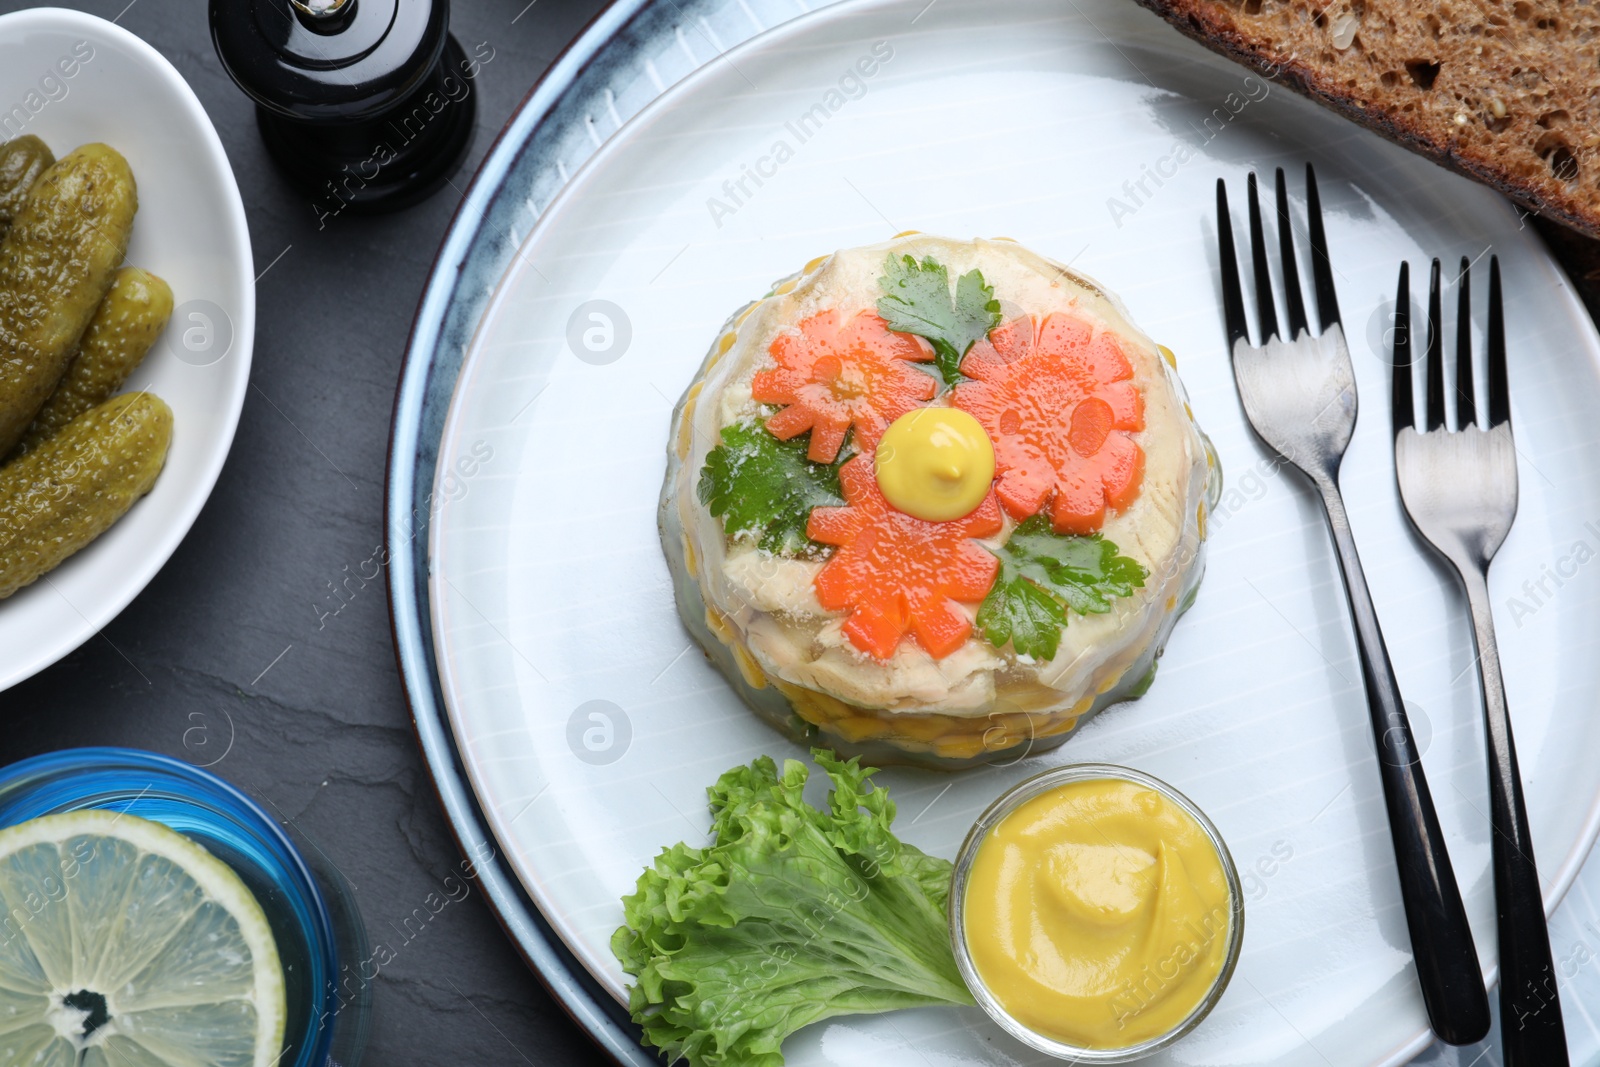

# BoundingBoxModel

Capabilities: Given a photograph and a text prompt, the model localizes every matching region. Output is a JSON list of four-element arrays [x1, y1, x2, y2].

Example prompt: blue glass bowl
[[0, 748, 370, 1067]]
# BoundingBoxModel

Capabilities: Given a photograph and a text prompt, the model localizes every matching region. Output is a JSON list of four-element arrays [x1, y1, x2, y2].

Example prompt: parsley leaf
[[977, 516, 1147, 660], [697, 420, 845, 555], [876, 253, 1001, 388], [976, 571, 1066, 661]]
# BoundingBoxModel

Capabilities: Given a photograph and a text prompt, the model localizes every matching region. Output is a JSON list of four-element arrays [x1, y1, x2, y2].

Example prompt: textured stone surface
[[5, 4, 1600, 1067], [0, 1, 603, 1063]]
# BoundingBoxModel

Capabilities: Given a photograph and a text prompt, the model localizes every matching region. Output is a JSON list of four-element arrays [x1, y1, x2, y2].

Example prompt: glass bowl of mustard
[[949, 764, 1244, 1062]]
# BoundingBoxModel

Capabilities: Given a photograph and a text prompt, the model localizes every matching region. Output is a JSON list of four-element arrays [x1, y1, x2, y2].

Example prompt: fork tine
[[1216, 180, 1249, 349], [1392, 261, 1414, 433], [1305, 163, 1342, 330], [1425, 258, 1446, 431], [1247, 172, 1279, 342], [1276, 168, 1309, 339], [1487, 255, 1510, 426], [1455, 257, 1475, 429]]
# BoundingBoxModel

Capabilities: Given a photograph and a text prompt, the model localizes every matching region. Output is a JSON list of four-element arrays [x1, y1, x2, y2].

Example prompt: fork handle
[[1315, 475, 1492, 1045], [1459, 568, 1569, 1064]]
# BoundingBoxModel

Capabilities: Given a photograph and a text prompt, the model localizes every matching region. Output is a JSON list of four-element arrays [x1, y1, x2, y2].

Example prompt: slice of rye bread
[[1130, 0, 1600, 238]]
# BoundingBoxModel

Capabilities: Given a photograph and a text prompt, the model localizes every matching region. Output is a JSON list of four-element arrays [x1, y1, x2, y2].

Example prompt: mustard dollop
[[963, 778, 1233, 1049], [874, 407, 994, 522]]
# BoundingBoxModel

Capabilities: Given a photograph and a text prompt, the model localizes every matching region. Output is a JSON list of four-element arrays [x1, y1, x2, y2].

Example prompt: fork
[[1392, 256, 1568, 1063], [1216, 166, 1490, 1045]]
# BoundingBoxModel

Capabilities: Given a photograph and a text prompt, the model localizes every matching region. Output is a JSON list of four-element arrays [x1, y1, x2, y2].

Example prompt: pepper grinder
[[210, 0, 478, 217]]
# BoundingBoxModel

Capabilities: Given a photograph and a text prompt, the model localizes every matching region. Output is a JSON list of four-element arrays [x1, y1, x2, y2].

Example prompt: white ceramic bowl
[[0, 7, 253, 690]]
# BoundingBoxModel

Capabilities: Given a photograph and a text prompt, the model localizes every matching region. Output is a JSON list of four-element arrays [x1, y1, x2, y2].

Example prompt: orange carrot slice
[[754, 310, 937, 462], [807, 454, 1001, 659], [953, 313, 1144, 534]]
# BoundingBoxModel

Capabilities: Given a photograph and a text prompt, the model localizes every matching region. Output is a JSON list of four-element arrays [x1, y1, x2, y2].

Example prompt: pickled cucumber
[[12, 267, 172, 457], [0, 391, 171, 599], [0, 136, 53, 238], [0, 144, 137, 455]]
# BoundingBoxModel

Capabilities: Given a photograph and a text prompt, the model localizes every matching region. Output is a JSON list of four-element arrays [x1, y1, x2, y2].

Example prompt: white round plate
[[428, 0, 1600, 1063], [0, 7, 253, 690]]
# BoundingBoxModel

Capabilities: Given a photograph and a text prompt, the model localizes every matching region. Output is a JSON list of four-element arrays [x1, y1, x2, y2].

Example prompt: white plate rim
[[427, 1, 1600, 1061]]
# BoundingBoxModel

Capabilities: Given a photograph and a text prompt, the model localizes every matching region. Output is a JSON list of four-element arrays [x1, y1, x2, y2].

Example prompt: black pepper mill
[[210, 0, 480, 220]]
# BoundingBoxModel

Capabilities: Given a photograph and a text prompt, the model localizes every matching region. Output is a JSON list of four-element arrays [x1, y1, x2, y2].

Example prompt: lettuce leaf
[[611, 750, 972, 1066]]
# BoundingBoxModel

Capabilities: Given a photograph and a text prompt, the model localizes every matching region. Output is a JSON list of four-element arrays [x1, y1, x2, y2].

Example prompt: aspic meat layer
[[659, 235, 1218, 767]]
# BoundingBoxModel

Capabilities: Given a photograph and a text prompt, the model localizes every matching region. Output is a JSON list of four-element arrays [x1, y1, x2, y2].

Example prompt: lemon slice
[[0, 810, 287, 1067]]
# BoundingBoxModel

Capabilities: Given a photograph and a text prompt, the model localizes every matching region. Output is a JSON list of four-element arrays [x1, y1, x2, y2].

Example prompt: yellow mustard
[[963, 778, 1232, 1048], [874, 408, 994, 522]]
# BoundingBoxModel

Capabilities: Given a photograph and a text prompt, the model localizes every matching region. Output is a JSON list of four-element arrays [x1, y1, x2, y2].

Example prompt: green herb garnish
[[697, 420, 845, 555], [876, 253, 1001, 388], [612, 750, 972, 1067], [977, 515, 1147, 660]]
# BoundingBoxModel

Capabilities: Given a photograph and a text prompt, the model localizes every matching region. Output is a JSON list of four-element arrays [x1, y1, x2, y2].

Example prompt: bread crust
[[1131, 0, 1600, 238]]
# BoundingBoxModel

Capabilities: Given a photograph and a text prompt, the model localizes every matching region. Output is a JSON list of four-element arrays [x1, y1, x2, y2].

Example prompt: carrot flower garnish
[[753, 310, 936, 462], [952, 314, 1144, 534], [807, 454, 1001, 660]]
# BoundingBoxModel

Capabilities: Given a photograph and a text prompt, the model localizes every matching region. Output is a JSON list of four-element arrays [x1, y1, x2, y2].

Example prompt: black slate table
[[7, 3, 1600, 1066], [0, 1, 605, 1063]]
